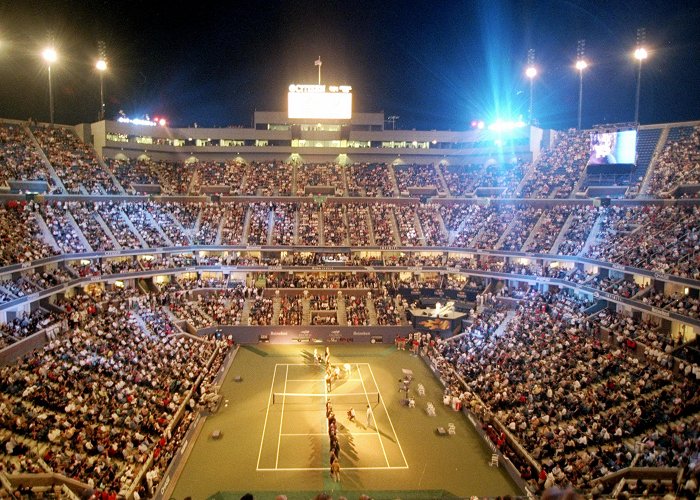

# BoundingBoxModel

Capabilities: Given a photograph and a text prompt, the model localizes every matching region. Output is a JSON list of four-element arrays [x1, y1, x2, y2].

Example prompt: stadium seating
[[1, 120, 700, 497]]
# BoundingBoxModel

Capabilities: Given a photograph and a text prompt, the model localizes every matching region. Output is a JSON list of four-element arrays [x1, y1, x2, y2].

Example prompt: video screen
[[587, 130, 637, 166], [288, 91, 352, 120]]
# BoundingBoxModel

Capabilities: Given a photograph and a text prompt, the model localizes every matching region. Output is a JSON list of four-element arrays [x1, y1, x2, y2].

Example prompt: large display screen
[[587, 130, 637, 166], [288, 84, 352, 120]]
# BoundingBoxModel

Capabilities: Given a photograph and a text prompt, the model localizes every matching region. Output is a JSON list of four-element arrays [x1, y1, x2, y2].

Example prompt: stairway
[[366, 296, 378, 326], [272, 295, 281, 325], [337, 292, 348, 325], [302, 295, 311, 325]]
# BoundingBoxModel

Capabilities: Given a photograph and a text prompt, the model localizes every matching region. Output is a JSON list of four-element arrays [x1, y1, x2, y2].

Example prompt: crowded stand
[[556, 205, 599, 255], [122, 203, 169, 248], [295, 163, 345, 196], [347, 163, 395, 197], [321, 203, 348, 246], [518, 130, 588, 199], [586, 204, 700, 279], [271, 203, 297, 245], [3, 118, 700, 499], [197, 288, 245, 326], [159, 202, 200, 233], [499, 206, 542, 251], [439, 164, 481, 196], [241, 161, 292, 196], [38, 201, 87, 253], [297, 202, 320, 246], [0, 288, 231, 497], [646, 125, 700, 196], [190, 160, 245, 195], [107, 158, 160, 193], [97, 202, 144, 249], [393, 204, 421, 246], [345, 203, 373, 246], [642, 290, 700, 319], [246, 202, 271, 245], [523, 206, 570, 253], [0, 124, 54, 189], [219, 203, 246, 245], [373, 292, 403, 325], [69, 201, 117, 251], [481, 162, 527, 196], [248, 296, 274, 325], [394, 164, 444, 193], [432, 290, 700, 491], [193, 205, 224, 245], [368, 203, 398, 246], [32, 126, 120, 194], [168, 297, 212, 329], [146, 202, 191, 246], [278, 295, 304, 325], [0, 309, 58, 348], [416, 205, 448, 246], [344, 294, 369, 326]]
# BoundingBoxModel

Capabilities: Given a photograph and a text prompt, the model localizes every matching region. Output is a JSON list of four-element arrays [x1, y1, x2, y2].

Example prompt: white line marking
[[367, 363, 409, 468], [280, 432, 378, 436], [275, 365, 290, 468], [356, 363, 390, 468], [256, 363, 278, 470], [285, 378, 363, 382], [256, 466, 410, 471]]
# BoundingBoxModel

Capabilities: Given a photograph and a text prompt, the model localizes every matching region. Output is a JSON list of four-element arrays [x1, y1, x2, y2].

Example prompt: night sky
[[0, 0, 698, 131]]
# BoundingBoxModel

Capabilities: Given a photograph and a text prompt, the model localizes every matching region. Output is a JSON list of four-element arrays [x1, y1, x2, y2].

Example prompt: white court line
[[274, 364, 290, 469], [256, 363, 279, 470], [356, 363, 390, 468], [281, 432, 378, 436], [285, 378, 364, 382], [257, 466, 410, 471], [367, 363, 409, 468]]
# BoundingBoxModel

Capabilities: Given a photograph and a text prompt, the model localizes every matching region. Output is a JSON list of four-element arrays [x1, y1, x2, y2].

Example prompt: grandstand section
[[1, 111, 700, 499]]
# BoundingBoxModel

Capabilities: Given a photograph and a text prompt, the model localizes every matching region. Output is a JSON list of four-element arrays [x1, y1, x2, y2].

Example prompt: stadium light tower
[[315, 56, 322, 85], [42, 43, 58, 126], [525, 49, 537, 124], [575, 40, 588, 130], [96, 41, 107, 121], [634, 28, 648, 124]]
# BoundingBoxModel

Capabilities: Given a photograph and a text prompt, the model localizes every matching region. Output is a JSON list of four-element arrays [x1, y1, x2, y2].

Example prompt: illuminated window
[[135, 136, 153, 145], [106, 133, 129, 143], [221, 139, 245, 147], [255, 140, 269, 147]]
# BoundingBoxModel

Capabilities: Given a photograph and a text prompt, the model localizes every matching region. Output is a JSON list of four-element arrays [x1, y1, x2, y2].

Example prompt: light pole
[[96, 41, 107, 121], [575, 40, 588, 130], [634, 28, 648, 124], [525, 49, 537, 124], [42, 46, 57, 126]]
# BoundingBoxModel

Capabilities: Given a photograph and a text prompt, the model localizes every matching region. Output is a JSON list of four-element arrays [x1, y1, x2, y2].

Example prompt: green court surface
[[170, 344, 521, 500]]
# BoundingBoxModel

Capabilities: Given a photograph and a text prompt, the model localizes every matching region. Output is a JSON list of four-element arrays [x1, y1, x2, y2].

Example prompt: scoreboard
[[288, 84, 352, 120]]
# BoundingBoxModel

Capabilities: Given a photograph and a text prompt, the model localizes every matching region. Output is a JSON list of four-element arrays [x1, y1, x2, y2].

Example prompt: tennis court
[[256, 362, 407, 471], [169, 344, 520, 499]]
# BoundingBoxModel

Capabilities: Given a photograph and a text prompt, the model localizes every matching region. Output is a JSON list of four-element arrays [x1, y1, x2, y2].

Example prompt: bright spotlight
[[96, 59, 107, 71], [634, 47, 648, 61], [42, 47, 57, 64], [158, 118, 167, 127], [525, 66, 537, 79], [576, 60, 588, 71]]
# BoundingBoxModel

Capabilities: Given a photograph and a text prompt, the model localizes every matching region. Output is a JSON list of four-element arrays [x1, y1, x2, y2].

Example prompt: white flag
[[315, 57, 322, 67]]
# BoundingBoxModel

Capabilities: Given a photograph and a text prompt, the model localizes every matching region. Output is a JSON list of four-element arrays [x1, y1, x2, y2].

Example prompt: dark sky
[[0, 0, 699, 130]]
